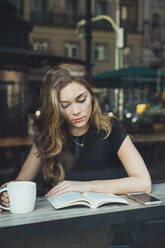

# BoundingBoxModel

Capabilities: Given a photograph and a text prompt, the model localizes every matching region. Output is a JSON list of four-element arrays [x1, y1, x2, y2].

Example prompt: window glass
[[65, 43, 79, 58], [96, 1, 108, 15], [64, 0, 80, 15], [31, 0, 52, 12], [123, 45, 134, 67], [33, 40, 49, 52], [121, 3, 136, 21], [94, 44, 108, 61]]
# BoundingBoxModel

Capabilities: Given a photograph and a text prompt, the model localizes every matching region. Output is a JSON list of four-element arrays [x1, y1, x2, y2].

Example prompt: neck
[[69, 124, 89, 136]]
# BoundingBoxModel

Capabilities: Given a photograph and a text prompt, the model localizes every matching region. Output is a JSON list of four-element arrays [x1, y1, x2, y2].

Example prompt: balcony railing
[[31, 12, 137, 32], [121, 19, 138, 33], [31, 11, 114, 31], [31, 11, 84, 28]]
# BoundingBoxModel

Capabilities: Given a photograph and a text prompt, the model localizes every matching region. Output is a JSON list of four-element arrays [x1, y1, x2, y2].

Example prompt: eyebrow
[[60, 91, 88, 103]]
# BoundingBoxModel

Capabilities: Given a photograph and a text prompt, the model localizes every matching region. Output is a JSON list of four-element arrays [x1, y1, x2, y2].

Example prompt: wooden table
[[1, 183, 165, 242]]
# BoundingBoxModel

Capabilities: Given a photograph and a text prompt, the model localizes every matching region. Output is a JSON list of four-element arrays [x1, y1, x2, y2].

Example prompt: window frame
[[94, 43, 108, 62], [64, 42, 80, 59]]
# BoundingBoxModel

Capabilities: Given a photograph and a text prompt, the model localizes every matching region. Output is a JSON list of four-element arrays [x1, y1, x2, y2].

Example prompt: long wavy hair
[[34, 63, 111, 185]]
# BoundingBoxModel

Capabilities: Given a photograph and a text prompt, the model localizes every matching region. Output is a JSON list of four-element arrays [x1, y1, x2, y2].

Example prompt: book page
[[83, 192, 129, 208], [47, 192, 91, 209]]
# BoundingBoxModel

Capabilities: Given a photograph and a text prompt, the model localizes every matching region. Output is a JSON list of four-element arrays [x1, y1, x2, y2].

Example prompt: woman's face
[[59, 81, 92, 135]]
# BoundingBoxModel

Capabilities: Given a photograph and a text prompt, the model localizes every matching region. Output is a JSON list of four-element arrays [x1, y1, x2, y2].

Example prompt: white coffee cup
[[0, 181, 36, 214]]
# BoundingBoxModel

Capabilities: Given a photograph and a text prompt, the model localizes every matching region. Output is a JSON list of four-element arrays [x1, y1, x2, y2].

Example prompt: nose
[[72, 103, 81, 116]]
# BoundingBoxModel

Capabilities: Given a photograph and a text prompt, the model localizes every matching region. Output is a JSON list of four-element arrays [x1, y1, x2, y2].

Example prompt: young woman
[[0, 63, 151, 247]]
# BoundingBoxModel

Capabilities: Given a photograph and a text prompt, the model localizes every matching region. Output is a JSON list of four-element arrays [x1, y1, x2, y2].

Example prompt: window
[[96, 1, 108, 15], [33, 40, 48, 52], [65, 43, 79, 59], [63, 0, 80, 15], [121, 2, 136, 22], [121, 1, 137, 31], [64, 0, 82, 15], [8, 0, 23, 16], [123, 45, 134, 67], [94, 44, 108, 61], [31, 0, 52, 12]]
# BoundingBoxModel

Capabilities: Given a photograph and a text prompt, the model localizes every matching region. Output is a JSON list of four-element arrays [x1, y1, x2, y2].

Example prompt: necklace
[[71, 133, 87, 147]]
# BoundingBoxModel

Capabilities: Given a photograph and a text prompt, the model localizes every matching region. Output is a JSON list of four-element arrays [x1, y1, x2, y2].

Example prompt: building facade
[[9, 0, 143, 74], [141, 0, 165, 68]]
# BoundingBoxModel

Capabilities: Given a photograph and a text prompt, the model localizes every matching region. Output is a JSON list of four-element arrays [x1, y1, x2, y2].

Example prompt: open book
[[47, 192, 129, 209]]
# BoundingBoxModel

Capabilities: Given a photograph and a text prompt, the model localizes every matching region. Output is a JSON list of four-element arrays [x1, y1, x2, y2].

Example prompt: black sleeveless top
[[66, 118, 128, 181]]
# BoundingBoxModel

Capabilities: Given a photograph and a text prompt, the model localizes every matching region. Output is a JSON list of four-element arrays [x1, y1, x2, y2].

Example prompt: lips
[[73, 117, 85, 123]]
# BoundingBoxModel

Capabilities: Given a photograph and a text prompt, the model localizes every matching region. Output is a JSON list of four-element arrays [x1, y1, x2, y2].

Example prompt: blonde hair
[[34, 64, 111, 185]]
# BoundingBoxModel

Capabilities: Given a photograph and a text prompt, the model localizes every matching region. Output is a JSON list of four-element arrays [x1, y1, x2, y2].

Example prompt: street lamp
[[114, 0, 124, 121], [77, 11, 125, 119], [77, 15, 124, 69]]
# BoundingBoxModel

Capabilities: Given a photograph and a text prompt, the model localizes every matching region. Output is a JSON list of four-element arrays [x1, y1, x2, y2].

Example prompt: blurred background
[[1, 0, 165, 186]]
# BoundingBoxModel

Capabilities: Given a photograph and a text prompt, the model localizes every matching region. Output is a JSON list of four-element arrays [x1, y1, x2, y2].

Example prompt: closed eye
[[61, 103, 70, 109], [77, 97, 86, 103], [60, 94, 88, 108]]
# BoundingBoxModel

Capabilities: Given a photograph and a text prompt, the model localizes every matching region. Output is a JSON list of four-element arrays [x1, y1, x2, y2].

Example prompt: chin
[[73, 121, 88, 129], [74, 123, 86, 128]]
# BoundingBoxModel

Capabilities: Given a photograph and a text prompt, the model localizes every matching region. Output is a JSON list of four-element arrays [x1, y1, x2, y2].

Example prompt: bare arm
[[87, 136, 151, 194], [16, 143, 41, 181], [46, 136, 151, 197]]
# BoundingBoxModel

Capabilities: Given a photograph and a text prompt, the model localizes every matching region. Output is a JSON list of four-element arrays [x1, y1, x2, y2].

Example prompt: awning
[[94, 66, 165, 88]]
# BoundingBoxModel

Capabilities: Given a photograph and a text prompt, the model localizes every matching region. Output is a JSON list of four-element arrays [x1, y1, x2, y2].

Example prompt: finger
[[2, 201, 10, 207], [1, 197, 10, 207], [46, 184, 71, 197], [47, 188, 70, 197], [45, 181, 67, 196], [0, 181, 14, 189], [1, 197, 9, 204], [2, 192, 8, 198], [1, 184, 6, 188], [52, 189, 70, 196], [1, 182, 9, 188]]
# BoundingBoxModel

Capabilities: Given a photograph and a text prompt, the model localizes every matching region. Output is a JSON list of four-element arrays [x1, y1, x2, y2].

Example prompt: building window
[[121, 1, 137, 31], [96, 1, 108, 15], [121, 4, 136, 21], [63, 0, 80, 15], [65, 43, 79, 59], [8, 0, 24, 17], [94, 44, 108, 61], [31, 0, 52, 12], [33, 40, 48, 52], [123, 45, 134, 67], [31, 0, 53, 23]]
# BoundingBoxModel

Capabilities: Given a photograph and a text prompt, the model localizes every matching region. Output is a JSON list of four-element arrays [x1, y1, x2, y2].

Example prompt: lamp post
[[114, 0, 124, 120], [85, 0, 92, 74], [77, 1, 124, 119]]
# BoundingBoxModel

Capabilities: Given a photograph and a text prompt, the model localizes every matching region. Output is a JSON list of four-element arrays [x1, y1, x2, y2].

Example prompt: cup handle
[[0, 187, 10, 210]]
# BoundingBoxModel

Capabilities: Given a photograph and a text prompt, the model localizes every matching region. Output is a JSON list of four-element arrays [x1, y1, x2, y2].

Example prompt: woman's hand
[[45, 180, 89, 197], [0, 183, 10, 212]]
